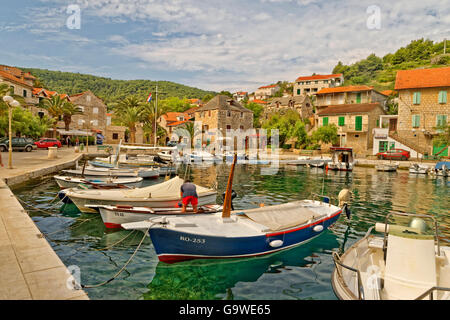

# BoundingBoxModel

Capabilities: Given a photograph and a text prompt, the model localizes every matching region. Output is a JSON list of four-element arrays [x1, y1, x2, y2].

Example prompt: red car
[[34, 138, 62, 149], [377, 148, 410, 161]]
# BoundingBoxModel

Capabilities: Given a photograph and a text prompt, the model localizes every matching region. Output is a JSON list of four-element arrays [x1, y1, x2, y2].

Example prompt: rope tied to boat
[[81, 222, 157, 289]]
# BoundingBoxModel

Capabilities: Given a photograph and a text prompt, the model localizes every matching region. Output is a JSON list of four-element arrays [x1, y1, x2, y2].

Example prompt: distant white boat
[[376, 163, 399, 172], [327, 147, 356, 171], [409, 163, 430, 174], [54, 175, 143, 189], [63, 166, 160, 179]]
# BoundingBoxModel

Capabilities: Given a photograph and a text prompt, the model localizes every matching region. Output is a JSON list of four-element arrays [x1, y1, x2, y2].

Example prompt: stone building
[[0, 65, 39, 106], [315, 85, 388, 111], [194, 95, 253, 149], [394, 67, 450, 157], [293, 73, 343, 96], [255, 84, 280, 100], [158, 112, 190, 136], [263, 95, 314, 122], [317, 103, 386, 155]]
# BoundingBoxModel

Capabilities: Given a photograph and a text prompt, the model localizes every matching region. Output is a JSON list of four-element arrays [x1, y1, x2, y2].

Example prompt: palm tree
[[62, 102, 82, 131], [39, 95, 69, 138], [179, 121, 201, 148], [115, 97, 146, 143], [141, 100, 169, 145]]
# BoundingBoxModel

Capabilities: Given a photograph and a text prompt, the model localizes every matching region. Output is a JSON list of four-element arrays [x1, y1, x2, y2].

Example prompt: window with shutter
[[355, 116, 363, 131], [322, 117, 329, 126], [412, 115, 420, 128], [338, 117, 345, 126], [437, 115, 447, 127], [413, 92, 421, 105], [438, 91, 447, 104]]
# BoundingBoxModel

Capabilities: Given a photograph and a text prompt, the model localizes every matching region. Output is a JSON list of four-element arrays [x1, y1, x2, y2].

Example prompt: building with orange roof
[[255, 84, 280, 100], [293, 73, 343, 96], [315, 85, 388, 111], [233, 91, 248, 102], [394, 67, 450, 157], [0, 65, 39, 105], [158, 112, 191, 137]]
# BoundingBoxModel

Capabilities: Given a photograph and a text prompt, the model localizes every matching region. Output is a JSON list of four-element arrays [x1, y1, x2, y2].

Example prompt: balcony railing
[[337, 124, 369, 133]]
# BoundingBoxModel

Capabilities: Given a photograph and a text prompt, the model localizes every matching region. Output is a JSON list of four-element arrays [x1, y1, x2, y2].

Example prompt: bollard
[[48, 146, 58, 159], [74, 146, 80, 153]]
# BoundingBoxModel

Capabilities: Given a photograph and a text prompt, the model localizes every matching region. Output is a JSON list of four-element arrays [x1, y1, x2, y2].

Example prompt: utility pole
[[444, 38, 447, 54], [154, 84, 158, 146]]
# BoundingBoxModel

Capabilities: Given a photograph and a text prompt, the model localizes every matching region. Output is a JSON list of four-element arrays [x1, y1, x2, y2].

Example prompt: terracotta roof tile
[[296, 74, 343, 82], [167, 120, 191, 127], [317, 85, 374, 95], [394, 67, 450, 90], [258, 84, 278, 89], [318, 103, 382, 116]]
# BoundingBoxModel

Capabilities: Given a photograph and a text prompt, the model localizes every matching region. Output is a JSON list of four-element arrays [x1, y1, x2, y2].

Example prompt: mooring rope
[[81, 223, 155, 289]]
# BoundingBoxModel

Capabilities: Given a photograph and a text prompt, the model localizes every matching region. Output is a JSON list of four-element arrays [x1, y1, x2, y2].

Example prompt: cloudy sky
[[0, 0, 449, 93]]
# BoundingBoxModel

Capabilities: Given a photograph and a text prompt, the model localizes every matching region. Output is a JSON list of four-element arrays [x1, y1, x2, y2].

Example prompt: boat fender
[[222, 190, 237, 210], [269, 240, 284, 248], [313, 225, 324, 233]]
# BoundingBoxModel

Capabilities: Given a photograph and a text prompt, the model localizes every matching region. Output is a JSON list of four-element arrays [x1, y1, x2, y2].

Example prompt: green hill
[[20, 67, 217, 105], [331, 38, 450, 91]]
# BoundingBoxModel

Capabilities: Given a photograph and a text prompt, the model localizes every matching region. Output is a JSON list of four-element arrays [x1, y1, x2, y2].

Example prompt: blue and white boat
[[122, 154, 350, 263], [122, 200, 344, 263]]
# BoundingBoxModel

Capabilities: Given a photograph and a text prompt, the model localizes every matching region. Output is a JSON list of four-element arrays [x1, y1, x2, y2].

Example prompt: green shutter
[[355, 116, 363, 131], [413, 92, 421, 105], [437, 115, 447, 127], [297, 89, 301, 95], [338, 116, 345, 126], [412, 115, 420, 128], [438, 91, 447, 104], [322, 117, 329, 126], [356, 93, 361, 103]]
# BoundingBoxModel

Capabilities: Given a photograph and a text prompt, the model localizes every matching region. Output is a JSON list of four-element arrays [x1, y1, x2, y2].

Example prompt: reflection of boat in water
[[332, 212, 450, 300], [143, 230, 340, 300], [429, 161, 450, 177]]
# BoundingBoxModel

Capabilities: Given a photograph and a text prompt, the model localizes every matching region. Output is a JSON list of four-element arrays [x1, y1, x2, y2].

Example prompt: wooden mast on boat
[[222, 153, 238, 219]]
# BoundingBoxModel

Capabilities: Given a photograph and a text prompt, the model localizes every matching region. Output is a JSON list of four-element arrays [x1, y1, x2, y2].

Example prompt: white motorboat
[[327, 147, 356, 171], [189, 150, 222, 162], [376, 163, 399, 172], [309, 156, 332, 168], [332, 212, 450, 300], [409, 163, 430, 174], [54, 175, 143, 189], [429, 161, 450, 177], [89, 204, 222, 229], [64, 176, 217, 214]]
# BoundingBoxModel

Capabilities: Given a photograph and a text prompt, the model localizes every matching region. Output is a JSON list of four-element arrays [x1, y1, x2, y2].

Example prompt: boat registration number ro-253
[[180, 235, 206, 244]]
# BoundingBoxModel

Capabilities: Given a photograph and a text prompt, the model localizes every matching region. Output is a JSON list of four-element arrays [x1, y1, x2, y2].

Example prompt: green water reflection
[[12, 164, 450, 300]]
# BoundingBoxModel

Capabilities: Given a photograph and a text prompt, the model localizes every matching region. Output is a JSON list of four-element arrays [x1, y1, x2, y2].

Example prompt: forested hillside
[[332, 38, 450, 91], [20, 68, 216, 104]]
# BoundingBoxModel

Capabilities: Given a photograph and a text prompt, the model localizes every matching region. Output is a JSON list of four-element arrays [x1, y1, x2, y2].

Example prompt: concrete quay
[[0, 148, 98, 300]]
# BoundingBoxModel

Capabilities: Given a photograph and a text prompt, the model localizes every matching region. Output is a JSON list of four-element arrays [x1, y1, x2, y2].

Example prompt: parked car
[[0, 137, 37, 152], [377, 148, 411, 161], [34, 138, 62, 149]]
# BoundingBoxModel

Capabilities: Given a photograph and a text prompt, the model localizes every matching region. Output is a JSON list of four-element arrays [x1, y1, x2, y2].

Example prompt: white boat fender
[[269, 240, 284, 248], [313, 225, 324, 233]]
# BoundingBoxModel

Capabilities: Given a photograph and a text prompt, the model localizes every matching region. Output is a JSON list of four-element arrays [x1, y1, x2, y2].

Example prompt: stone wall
[[397, 87, 450, 153]]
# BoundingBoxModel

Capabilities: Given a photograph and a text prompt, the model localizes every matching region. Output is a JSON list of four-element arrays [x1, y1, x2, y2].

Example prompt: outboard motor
[[338, 189, 351, 219], [222, 190, 237, 210]]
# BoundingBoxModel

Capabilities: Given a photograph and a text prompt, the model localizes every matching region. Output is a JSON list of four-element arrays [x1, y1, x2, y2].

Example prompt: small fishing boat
[[332, 212, 450, 300], [89, 204, 223, 229], [327, 147, 356, 171], [429, 161, 450, 177], [308, 157, 332, 168], [376, 163, 399, 172], [122, 154, 351, 263], [409, 163, 430, 174], [64, 176, 217, 214], [54, 175, 143, 189], [63, 166, 160, 179]]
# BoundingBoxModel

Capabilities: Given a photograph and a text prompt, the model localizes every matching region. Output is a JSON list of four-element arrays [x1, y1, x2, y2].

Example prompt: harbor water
[[12, 163, 450, 300]]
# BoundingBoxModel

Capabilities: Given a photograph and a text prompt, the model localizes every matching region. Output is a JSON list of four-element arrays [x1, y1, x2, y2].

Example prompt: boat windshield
[[383, 214, 437, 240]]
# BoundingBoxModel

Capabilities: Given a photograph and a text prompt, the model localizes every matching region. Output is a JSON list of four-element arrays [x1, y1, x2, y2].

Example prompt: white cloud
[[29, 0, 450, 92]]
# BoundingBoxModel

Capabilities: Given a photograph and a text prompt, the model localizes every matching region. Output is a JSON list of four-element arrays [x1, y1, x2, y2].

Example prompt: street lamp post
[[2, 96, 20, 169]]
